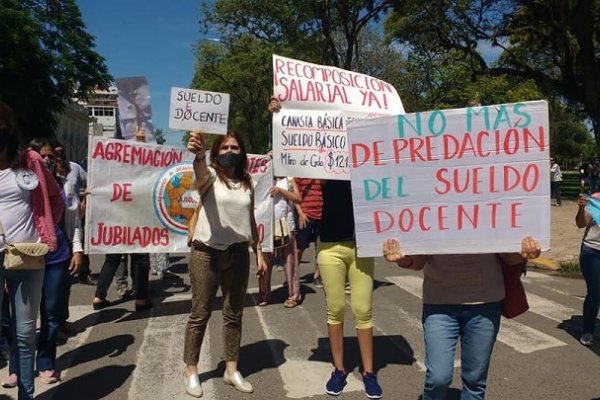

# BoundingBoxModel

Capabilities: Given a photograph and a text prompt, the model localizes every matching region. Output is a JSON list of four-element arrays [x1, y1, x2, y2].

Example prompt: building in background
[[55, 102, 89, 166], [78, 86, 119, 138]]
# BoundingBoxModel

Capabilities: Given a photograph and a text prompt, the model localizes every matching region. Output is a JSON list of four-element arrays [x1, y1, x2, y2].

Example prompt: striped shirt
[[294, 178, 323, 221]]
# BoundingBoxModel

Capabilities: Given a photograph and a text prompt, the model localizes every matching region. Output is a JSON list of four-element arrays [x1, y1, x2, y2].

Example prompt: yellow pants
[[317, 241, 374, 329]]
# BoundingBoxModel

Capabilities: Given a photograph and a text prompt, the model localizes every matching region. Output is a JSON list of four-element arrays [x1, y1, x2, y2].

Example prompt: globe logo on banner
[[153, 163, 197, 234]]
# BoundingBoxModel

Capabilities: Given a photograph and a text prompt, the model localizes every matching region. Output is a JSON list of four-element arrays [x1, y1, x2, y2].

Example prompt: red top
[[294, 178, 323, 221]]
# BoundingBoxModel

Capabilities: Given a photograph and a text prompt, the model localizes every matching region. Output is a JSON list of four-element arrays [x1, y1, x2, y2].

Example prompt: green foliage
[[559, 258, 581, 278], [154, 128, 166, 145], [0, 0, 112, 142], [385, 0, 600, 155], [195, 1, 396, 153]]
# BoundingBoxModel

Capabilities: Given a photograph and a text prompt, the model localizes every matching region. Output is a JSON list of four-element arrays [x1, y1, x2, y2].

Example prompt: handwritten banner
[[85, 137, 273, 253], [272, 55, 404, 180], [348, 101, 551, 257], [169, 87, 230, 134]]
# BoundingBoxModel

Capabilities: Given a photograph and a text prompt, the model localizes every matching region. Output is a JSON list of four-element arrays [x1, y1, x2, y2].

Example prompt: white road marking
[[254, 303, 364, 398], [386, 275, 567, 354], [127, 312, 215, 400]]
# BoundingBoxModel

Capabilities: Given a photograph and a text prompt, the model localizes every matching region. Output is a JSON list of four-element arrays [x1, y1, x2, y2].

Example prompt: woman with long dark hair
[[183, 130, 267, 397], [0, 102, 63, 400]]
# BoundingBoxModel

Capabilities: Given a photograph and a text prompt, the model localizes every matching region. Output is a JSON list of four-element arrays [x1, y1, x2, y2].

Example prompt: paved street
[[0, 228, 598, 400]]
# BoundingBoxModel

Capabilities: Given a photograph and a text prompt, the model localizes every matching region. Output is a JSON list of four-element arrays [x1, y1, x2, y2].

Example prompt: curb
[[528, 256, 560, 271]]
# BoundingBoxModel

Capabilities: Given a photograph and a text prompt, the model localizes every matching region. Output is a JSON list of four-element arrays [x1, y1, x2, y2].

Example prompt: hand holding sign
[[187, 131, 206, 159], [520, 235, 541, 260]]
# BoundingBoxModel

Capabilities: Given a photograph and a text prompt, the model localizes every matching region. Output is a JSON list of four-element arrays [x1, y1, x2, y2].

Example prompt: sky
[[76, 0, 211, 146]]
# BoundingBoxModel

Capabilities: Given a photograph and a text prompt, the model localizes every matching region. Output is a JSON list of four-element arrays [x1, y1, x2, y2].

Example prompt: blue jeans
[[0, 253, 45, 400], [580, 245, 600, 334], [36, 260, 70, 371], [422, 302, 501, 400]]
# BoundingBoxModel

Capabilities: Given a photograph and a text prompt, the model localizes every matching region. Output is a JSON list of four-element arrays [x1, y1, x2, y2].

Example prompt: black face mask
[[217, 152, 242, 169]]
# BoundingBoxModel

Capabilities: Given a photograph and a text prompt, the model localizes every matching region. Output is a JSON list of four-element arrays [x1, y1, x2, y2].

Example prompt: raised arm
[[187, 131, 211, 193]]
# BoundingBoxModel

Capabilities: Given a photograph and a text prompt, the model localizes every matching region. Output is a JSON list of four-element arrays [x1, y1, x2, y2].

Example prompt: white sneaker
[[580, 333, 594, 347], [223, 370, 253, 393]]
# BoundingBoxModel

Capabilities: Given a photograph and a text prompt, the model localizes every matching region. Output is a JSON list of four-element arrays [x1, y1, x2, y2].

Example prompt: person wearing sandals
[[91, 130, 152, 312], [382, 236, 541, 400], [269, 97, 382, 399], [18, 138, 83, 385], [184, 130, 267, 397], [258, 176, 301, 307]]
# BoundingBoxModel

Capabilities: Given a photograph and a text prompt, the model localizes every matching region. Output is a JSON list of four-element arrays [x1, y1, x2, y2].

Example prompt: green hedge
[[561, 171, 584, 199]]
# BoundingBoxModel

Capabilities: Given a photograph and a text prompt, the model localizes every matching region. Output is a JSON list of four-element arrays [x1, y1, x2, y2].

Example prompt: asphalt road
[[0, 248, 597, 400]]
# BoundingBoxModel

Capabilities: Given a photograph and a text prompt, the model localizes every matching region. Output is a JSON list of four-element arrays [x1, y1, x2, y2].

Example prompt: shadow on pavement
[[308, 335, 415, 373], [36, 365, 135, 400], [56, 334, 135, 371], [558, 316, 600, 356], [198, 339, 288, 382]]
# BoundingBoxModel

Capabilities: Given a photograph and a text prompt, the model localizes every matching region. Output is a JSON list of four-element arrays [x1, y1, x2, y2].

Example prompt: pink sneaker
[[1, 373, 17, 388], [39, 370, 59, 384]]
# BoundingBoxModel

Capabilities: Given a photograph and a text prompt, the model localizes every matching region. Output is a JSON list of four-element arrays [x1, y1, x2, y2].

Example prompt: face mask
[[44, 157, 55, 171], [217, 151, 242, 169]]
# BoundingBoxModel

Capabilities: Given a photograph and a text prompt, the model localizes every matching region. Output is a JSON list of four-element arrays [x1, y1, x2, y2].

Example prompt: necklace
[[229, 179, 242, 189]]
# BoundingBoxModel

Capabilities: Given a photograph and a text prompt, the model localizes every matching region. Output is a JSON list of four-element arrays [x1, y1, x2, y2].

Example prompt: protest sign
[[85, 137, 273, 253], [169, 87, 230, 134], [116, 76, 156, 142], [247, 155, 274, 253], [272, 55, 404, 180], [348, 100, 551, 257]]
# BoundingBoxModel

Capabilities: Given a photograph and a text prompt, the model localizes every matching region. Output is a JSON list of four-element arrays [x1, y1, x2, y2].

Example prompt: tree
[[385, 0, 600, 153], [0, 0, 112, 142], [154, 128, 166, 145], [194, 0, 398, 152]]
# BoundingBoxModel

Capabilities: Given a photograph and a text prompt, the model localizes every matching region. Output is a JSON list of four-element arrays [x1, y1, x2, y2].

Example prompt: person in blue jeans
[[575, 193, 600, 346], [382, 236, 541, 399]]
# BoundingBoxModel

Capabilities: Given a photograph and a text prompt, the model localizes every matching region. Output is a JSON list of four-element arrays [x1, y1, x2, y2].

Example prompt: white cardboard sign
[[348, 100, 551, 257], [169, 87, 230, 134], [272, 55, 404, 180]]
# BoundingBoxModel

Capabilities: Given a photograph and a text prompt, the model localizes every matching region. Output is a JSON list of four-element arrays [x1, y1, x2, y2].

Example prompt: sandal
[[258, 300, 268, 307], [283, 299, 297, 308]]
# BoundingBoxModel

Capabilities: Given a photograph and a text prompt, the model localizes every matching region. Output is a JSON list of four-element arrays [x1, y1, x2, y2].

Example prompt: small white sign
[[169, 87, 230, 134]]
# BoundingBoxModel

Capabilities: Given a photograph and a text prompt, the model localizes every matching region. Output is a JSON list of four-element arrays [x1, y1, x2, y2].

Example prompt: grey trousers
[[183, 241, 250, 365]]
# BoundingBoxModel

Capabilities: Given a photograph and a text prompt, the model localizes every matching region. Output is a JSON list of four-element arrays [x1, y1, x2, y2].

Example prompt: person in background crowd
[[550, 157, 562, 207], [382, 236, 541, 400], [10, 138, 82, 385], [91, 130, 152, 312], [269, 97, 382, 399], [575, 193, 600, 346], [183, 130, 267, 398], [294, 178, 323, 288], [54, 143, 96, 286], [267, 176, 301, 308], [0, 101, 63, 400]]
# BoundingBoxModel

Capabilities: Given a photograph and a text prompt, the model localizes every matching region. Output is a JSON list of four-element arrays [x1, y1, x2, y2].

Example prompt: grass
[[558, 258, 582, 278]]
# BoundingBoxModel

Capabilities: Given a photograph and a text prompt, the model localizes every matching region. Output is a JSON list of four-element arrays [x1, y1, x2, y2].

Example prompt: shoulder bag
[[0, 220, 48, 270]]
